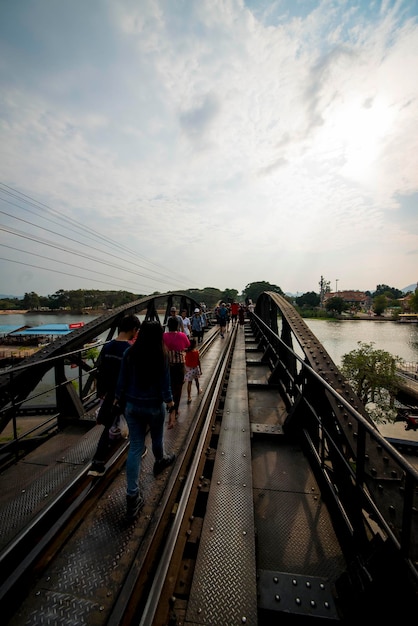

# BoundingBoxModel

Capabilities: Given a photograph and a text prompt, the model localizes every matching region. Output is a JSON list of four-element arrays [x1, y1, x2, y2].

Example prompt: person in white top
[[181, 309, 192, 337]]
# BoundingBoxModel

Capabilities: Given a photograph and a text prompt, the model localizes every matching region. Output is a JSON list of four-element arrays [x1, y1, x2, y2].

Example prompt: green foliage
[[185, 287, 223, 308], [23, 292, 40, 309], [372, 284, 404, 299], [243, 281, 283, 304], [0, 298, 22, 310], [84, 347, 99, 364], [410, 287, 418, 313], [341, 342, 402, 423], [221, 288, 239, 303], [372, 294, 387, 316], [296, 291, 320, 308], [325, 296, 346, 314]]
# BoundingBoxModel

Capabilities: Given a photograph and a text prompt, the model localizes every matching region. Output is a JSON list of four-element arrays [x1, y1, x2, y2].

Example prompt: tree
[[48, 289, 69, 310], [409, 286, 418, 313], [23, 291, 40, 310], [341, 342, 402, 423], [325, 296, 346, 314], [296, 291, 320, 308], [243, 281, 283, 304], [372, 284, 403, 299], [372, 294, 387, 316], [319, 276, 331, 306], [221, 288, 239, 303]]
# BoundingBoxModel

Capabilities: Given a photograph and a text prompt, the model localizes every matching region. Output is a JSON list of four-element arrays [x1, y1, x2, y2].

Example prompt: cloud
[[0, 0, 417, 297]]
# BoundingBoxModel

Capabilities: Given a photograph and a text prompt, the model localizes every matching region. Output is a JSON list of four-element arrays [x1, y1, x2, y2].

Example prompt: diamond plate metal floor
[[185, 324, 347, 624], [185, 326, 258, 625]]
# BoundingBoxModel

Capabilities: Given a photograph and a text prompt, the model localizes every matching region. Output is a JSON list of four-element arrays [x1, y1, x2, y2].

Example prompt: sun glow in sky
[[0, 0, 417, 298]]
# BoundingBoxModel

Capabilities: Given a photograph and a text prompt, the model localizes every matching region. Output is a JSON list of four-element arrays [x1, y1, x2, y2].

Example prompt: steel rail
[[138, 324, 237, 625], [106, 326, 235, 625], [0, 325, 228, 625]]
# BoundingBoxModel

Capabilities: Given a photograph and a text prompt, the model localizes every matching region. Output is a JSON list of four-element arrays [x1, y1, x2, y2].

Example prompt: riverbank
[[0, 344, 39, 363]]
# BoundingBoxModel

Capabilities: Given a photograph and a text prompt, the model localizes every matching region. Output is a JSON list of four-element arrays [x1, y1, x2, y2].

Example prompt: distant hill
[[402, 283, 417, 293]]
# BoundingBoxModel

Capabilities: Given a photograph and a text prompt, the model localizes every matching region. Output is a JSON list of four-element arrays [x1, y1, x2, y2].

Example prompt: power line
[[0, 225, 174, 288], [0, 183, 181, 278], [0, 242, 157, 291], [0, 256, 141, 291], [0, 183, 192, 291]]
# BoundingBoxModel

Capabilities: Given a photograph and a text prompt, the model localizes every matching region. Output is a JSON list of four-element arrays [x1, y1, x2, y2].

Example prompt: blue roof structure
[[0, 324, 25, 335], [10, 324, 72, 336]]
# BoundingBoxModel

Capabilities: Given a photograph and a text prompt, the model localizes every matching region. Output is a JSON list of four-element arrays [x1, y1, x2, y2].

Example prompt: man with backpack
[[191, 307, 205, 344], [217, 302, 229, 338]]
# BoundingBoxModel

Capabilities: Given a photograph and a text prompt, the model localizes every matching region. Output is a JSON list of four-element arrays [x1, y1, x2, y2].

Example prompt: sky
[[0, 0, 417, 298]]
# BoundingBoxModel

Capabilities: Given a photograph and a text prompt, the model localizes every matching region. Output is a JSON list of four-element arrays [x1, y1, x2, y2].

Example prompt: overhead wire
[[0, 242, 155, 291], [0, 183, 180, 277], [0, 256, 142, 291], [0, 225, 174, 287], [0, 183, 192, 292]]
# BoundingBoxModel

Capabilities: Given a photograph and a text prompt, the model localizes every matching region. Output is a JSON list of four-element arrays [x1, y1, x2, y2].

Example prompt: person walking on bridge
[[88, 314, 141, 477], [167, 306, 184, 333], [115, 320, 176, 521], [163, 316, 190, 419], [191, 307, 205, 344], [217, 302, 229, 338], [184, 338, 202, 403], [181, 309, 191, 338]]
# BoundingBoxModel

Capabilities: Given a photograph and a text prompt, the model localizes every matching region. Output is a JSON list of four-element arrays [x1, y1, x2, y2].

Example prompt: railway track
[[3, 312, 416, 624], [1, 324, 236, 625]]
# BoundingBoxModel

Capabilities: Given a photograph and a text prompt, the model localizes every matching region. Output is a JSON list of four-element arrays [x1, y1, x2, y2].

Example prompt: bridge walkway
[[0, 321, 347, 624], [186, 322, 345, 623]]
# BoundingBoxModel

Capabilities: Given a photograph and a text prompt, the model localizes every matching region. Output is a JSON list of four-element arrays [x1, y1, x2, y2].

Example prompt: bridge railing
[[249, 303, 418, 594], [0, 341, 103, 466], [397, 361, 418, 379]]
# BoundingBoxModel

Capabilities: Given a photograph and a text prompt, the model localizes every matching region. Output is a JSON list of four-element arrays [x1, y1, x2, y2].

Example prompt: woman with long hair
[[115, 320, 176, 520]]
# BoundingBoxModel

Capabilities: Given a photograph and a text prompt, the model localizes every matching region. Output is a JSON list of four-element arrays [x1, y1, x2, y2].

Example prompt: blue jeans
[[124, 401, 165, 497]]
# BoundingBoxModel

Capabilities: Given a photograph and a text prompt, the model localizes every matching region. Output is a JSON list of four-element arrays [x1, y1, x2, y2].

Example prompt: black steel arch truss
[[252, 291, 418, 597], [0, 292, 201, 430]]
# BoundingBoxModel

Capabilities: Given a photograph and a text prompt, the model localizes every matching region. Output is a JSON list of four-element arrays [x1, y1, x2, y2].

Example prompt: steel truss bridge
[[0, 291, 417, 624]]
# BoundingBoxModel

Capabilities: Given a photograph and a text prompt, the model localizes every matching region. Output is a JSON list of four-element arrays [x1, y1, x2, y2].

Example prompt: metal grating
[[186, 330, 258, 625], [258, 570, 340, 620], [254, 489, 346, 581], [0, 426, 101, 551], [13, 450, 157, 625]]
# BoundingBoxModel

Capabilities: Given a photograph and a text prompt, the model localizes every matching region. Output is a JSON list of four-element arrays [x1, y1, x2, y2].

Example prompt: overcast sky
[[1, 0, 417, 298]]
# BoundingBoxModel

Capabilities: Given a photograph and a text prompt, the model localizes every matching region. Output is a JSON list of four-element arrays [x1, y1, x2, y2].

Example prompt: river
[[2, 312, 418, 453], [1, 312, 417, 366], [304, 318, 418, 366], [2, 313, 418, 364]]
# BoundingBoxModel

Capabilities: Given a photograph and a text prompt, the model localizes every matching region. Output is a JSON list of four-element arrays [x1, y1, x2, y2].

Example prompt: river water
[[1, 313, 418, 366], [305, 318, 418, 367], [2, 312, 418, 453]]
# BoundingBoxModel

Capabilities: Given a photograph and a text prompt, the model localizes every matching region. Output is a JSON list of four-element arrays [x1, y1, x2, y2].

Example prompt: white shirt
[[182, 316, 191, 336]]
